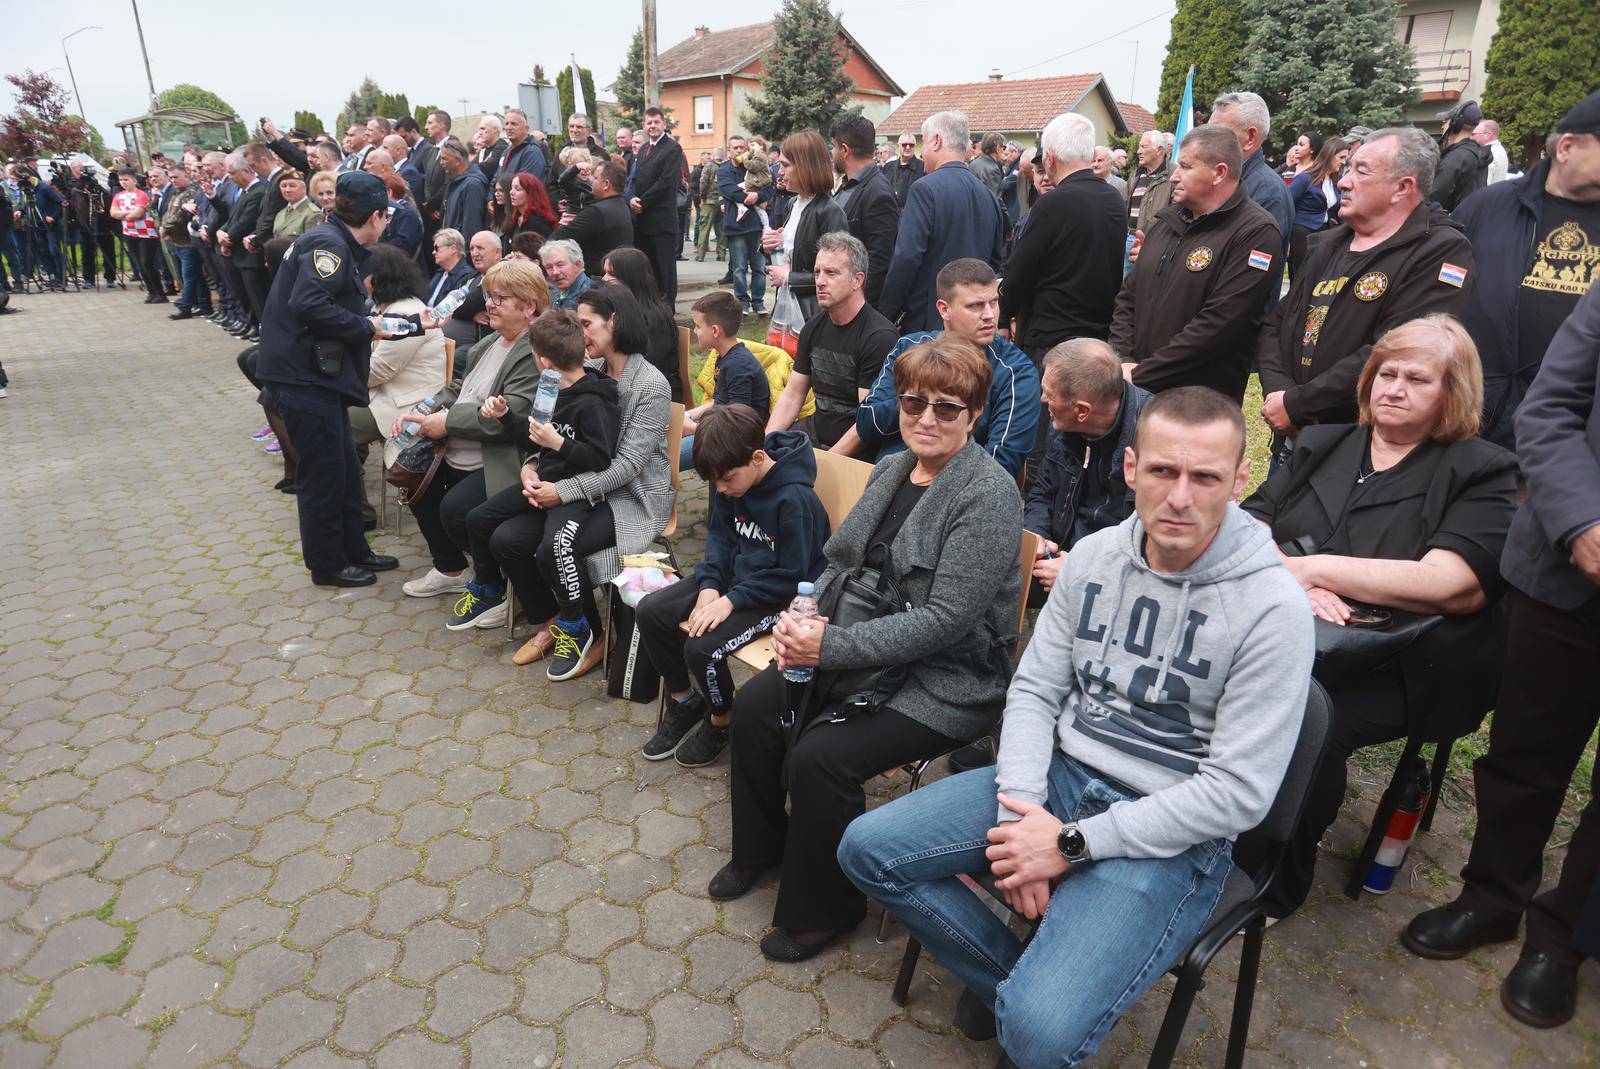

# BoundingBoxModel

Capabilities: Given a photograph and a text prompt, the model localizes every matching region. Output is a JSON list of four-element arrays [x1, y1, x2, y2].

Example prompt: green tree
[[1235, 0, 1416, 152], [555, 65, 597, 153], [1484, 0, 1600, 163], [335, 77, 383, 135], [413, 104, 436, 129], [374, 92, 411, 122], [69, 116, 108, 159], [157, 83, 247, 143], [1155, 0, 1248, 129], [293, 111, 325, 137], [614, 28, 647, 120], [741, 0, 858, 141]]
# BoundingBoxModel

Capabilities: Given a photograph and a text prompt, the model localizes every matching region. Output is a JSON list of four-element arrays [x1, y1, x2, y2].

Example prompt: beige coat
[[367, 297, 449, 433]]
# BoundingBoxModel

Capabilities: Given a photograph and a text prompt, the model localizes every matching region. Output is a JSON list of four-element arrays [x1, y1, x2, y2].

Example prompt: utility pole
[[642, 0, 659, 109], [130, 0, 161, 153]]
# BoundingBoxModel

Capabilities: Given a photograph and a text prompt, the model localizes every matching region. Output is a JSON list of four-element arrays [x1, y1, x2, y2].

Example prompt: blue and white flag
[[1173, 66, 1195, 143]]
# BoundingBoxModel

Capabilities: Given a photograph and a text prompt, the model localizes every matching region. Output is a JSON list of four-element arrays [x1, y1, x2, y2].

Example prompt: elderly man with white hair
[[877, 109, 1006, 333], [540, 238, 593, 309], [473, 113, 510, 185], [1209, 91, 1293, 257]]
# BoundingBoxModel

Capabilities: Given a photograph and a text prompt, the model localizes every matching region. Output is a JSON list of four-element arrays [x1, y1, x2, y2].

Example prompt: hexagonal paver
[[132, 954, 225, 1023], [734, 980, 823, 1055], [519, 954, 602, 1022], [395, 918, 479, 982], [427, 964, 517, 1036], [603, 941, 686, 1010], [649, 992, 738, 1068], [561, 1002, 648, 1068], [220, 942, 313, 1010], [239, 991, 339, 1068], [562, 898, 641, 958], [29, 964, 140, 1037]]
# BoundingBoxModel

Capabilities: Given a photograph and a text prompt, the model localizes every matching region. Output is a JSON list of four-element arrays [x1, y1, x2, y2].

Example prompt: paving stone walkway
[[1, 288, 1597, 1068]]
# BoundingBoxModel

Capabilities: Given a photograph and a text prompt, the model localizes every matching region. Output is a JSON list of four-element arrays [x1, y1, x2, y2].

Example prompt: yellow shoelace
[[452, 589, 480, 618], [550, 624, 582, 661]]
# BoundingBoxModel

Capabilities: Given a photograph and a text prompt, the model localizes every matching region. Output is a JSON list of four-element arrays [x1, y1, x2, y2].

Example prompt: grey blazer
[[1503, 280, 1600, 609], [815, 439, 1023, 742]]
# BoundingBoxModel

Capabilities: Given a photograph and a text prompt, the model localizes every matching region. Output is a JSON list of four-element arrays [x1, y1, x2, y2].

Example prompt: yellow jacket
[[696, 338, 815, 418]]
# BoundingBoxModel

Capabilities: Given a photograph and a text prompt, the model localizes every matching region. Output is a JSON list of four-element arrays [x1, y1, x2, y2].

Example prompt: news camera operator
[[254, 171, 404, 589], [67, 163, 119, 289]]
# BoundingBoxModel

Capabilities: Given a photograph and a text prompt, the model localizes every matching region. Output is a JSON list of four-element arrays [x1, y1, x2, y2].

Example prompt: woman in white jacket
[[352, 244, 449, 522]]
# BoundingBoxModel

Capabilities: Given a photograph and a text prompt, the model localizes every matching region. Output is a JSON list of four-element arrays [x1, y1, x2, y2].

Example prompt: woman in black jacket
[[600, 246, 683, 405], [1241, 314, 1517, 919], [764, 130, 848, 321]]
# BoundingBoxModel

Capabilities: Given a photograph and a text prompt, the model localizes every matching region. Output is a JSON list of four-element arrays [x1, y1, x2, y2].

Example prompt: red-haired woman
[[502, 172, 559, 252]]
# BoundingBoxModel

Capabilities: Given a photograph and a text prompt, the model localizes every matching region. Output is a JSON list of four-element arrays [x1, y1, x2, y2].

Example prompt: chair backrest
[[1237, 679, 1334, 886], [661, 402, 685, 540], [1017, 530, 1040, 639], [677, 327, 692, 406], [812, 450, 874, 531], [442, 337, 457, 391]]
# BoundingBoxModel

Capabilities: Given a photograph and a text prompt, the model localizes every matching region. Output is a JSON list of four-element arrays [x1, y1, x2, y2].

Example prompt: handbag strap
[[399, 442, 447, 504]]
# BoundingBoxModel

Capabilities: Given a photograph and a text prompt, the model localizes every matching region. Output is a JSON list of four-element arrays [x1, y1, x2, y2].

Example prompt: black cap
[[335, 171, 388, 216], [1557, 89, 1600, 137], [1437, 100, 1483, 127], [287, 127, 313, 144]]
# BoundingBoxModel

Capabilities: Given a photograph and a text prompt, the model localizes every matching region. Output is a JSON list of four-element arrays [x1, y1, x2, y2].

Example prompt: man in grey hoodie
[[840, 387, 1313, 1069]]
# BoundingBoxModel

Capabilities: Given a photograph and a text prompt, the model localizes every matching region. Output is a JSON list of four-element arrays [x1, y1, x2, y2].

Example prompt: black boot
[[1501, 947, 1579, 1028]]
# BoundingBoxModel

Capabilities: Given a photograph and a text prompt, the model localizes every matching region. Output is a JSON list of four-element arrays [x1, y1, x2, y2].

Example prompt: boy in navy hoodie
[[639, 403, 829, 766], [679, 290, 771, 468]]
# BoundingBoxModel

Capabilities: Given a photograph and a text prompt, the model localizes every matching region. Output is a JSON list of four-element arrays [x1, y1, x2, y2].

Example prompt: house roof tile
[[1117, 101, 1157, 135], [883, 74, 1116, 135]]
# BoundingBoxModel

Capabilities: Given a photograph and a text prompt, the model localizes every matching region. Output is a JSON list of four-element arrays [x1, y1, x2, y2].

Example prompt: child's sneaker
[[546, 617, 598, 681], [675, 718, 731, 767], [643, 692, 707, 761], [446, 583, 504, 631]]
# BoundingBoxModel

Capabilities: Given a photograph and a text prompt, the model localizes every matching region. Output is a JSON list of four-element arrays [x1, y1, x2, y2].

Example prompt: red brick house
[[658, 21, 904, 154]]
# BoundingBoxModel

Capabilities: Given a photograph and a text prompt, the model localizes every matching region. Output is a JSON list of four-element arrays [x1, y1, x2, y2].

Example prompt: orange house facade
[[658, 22, 904, 156]]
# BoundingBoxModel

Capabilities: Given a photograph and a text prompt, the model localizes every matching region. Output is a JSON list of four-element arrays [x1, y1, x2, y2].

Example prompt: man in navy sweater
[[878, 111, 1005, 334]]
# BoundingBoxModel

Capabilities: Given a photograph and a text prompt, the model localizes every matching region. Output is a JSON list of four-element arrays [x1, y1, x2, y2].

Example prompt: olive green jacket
[[272, 198, 321, 241], [438, 331, 539, 495]]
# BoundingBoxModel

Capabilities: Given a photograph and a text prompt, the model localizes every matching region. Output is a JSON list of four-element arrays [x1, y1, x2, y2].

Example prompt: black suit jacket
[[836, 164, 900, 309], [422, 142, 449, 218], [267, 137, 310, 175], [630, 135, 686, 236], [253, 169, 289, 247], [224, 180, 268, 269], [552, 195, 635, 275]]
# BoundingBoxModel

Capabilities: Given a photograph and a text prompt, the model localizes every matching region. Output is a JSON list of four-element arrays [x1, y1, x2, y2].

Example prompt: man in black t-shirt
[[1454, 89, 1600, 450], [768, 232, 898, 453]]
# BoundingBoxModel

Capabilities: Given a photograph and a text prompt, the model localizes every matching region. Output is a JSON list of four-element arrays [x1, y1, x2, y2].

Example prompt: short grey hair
[[1364, 126, 1439, 196], [479, 114, 504, 135], [569, 113, 590, 127], [1040, 112, 1096, 167], [814, 230, 869, 278], [1211, 91, 1271, 140], [1043, 339, 1123, 407], [922, 111, 971, 152], [434, 228, 467, 256], [539, 238, 585, 270]]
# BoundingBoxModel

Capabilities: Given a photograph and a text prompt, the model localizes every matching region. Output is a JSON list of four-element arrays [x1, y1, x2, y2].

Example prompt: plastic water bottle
[[429, 284, 471, 321], [393, 396, 440, 449], [782, 582, 819, 684], [377, 314, 419, 337], [1363, 758, 1431, 894], [530, 369, 561, 424]]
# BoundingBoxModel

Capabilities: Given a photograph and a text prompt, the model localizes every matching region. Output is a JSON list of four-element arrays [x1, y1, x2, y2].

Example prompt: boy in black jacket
[[680, 290, 771, 468], [459, 311, 619, 683], [639, 404, 829, 766]]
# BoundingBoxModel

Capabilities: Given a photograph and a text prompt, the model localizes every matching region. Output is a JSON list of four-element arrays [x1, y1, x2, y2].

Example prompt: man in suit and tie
[[340, 124, 374, 172], [383, 134, 427, 206], [220, 150, 271, 339], [419, 110, 453, 270], [627, 107, 687, 304]]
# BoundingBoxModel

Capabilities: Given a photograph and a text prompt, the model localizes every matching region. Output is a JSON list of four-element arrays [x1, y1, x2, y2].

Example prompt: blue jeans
[[679, 434, 695, 471], [725, 230, 766, 310], [838, 754, 1232, 1069], [1122, 231, 1136, 278], [176, 245, 211, 312]]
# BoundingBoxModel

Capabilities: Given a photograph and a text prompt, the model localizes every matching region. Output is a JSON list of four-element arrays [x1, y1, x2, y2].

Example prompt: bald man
[[382, 134, 426, 204]]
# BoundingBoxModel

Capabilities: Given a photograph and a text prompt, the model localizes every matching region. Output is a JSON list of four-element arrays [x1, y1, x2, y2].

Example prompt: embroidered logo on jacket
[[1185, 246, 1213, 272], [312, 250, 342, 278], [1353, 271, 1388, 301]]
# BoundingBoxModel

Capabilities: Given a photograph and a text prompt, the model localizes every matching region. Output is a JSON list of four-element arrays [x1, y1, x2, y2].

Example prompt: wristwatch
[[1057, 822, 1091, 864]]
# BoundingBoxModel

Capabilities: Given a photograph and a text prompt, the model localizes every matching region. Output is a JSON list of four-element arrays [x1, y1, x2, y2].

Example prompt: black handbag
[[606, 588, 662, 704]]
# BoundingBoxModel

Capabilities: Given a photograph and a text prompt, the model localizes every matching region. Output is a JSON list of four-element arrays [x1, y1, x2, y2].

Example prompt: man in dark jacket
[[1111, 125, 1284, 402], [440, 139, 489, 241], [717, 135, 774, 312], [1209, 92, 1295, 312], [999, 112, 1125, 384], [1454, 89, 1600, 451], [221, 152, 270, 337], [499, 109, 549, 185], [1258, 127, 1474, 436], [829, 114, 900, 310], [1433, 100, 1491, 213], [472, 115, 510, 186], [1024, 339, 1150, 598], [552, 161, 634, 280], [879, 111, 1005, 334], [628, 108, 687, 303], [255, 172, 399, 588], [1402, 279, 1600, 1031], [881, 132, 925, 208]]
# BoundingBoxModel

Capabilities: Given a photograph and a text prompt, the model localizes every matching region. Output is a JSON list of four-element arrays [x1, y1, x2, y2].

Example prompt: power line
[[1004, 8, 1177, 78]]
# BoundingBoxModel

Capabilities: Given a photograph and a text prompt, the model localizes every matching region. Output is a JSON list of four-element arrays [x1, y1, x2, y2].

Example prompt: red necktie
[[645, 140, 654, 159]]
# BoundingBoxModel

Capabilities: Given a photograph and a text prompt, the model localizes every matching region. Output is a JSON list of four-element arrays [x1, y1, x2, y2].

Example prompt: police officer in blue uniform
[[256, 171, 401, 587]]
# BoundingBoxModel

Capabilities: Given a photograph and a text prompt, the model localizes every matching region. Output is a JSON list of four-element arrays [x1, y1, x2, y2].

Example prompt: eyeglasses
[[897, 394, 968, 423], [483, 292, 508, 305]]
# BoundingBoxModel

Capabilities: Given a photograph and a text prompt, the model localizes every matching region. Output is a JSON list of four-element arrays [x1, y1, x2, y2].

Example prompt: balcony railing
[[1411, 48, 1471, 98]]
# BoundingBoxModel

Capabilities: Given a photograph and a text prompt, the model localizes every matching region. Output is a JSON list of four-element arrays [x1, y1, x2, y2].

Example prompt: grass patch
[[140, 1008, 178, 1033]]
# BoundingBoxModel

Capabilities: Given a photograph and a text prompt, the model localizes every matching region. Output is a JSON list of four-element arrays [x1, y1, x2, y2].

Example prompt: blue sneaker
[[446, 582, 504, 631]]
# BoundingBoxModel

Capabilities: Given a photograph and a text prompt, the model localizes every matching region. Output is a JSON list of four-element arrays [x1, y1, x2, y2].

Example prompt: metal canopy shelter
[[115, 105, 238, 167]]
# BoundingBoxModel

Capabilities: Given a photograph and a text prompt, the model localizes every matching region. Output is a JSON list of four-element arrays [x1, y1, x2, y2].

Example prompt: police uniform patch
[[1186, 246, 1213, 272], [313, 250, 342, 279], [1353, 271, 1388, 301]]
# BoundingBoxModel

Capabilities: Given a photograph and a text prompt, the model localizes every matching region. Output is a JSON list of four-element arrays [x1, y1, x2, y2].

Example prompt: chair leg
[[1344, 736, 1424, 900], [876, 908, 893, 943], [506, 584, 518, 642], [1147, 958, 1206, 1069], [891, 936, 921, 1007], [1421, 738, 1454, 832], [1224, 919, 1265, 1069]]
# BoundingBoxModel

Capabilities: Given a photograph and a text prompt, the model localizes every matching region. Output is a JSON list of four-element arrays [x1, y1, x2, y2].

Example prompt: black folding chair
[[891, 681, 1333, 1069]]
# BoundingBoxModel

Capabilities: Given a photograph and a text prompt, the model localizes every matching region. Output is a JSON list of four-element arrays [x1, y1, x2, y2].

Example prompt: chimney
[[988, 68, 1003, 82], [694, 25, 710, 38]]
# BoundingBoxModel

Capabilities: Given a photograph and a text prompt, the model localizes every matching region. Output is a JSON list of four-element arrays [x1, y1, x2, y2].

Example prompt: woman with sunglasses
[[714, 333, 1025, 962]]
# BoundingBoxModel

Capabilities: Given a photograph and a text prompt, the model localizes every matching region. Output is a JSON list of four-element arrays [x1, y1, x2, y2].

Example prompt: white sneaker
[[0, 386, 7, 398], [403, 567, 473, 598], [473, 600, 508, 629]]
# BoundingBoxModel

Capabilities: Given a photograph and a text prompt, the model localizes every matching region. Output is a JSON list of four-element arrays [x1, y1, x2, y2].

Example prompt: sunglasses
[[898, 394, 968, 423]]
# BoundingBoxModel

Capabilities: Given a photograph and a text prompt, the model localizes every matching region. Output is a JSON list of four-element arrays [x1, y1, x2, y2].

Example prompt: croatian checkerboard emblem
[[1247, 249, 1273, 272], [1438, 262, 1468, 288], [1185, 246, 1213, 272], [313, 250, 342, 279], [1354, 271, 1388, 301]]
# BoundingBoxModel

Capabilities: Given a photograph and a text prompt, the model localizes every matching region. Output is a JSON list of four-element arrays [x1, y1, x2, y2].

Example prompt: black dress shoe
[[1402, 903, 1520, 960], [169, 309, 194, 320], [143, 294, 160, 304], [246, 327, 260, 341], [352, 552, 398, 572], [229, 323, 252, 337], [758, 927, 846, 962], [1501, 948, 1579, 1028], [274, 477, 296, 493], [151, 294, 169, 303], [707, 863, 768, 901], [948, 736, 996, 774], [956, 987, 997, 1041], [716, 274, 735, 284], [311, 566, 376, 587]]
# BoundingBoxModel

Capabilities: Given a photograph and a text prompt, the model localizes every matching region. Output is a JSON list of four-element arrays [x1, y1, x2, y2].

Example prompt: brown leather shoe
[[571, 632, 606, 678], [511, 618, 558, 665]]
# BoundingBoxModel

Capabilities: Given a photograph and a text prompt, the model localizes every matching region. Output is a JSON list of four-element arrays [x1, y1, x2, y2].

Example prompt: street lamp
[[62, 26, 101, 124]]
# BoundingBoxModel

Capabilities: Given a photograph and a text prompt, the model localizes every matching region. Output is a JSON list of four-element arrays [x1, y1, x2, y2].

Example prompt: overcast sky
[[4, 0, 1174, 151]]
